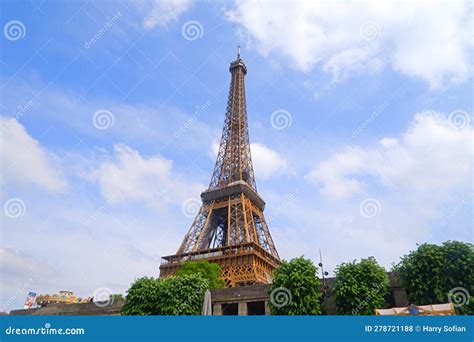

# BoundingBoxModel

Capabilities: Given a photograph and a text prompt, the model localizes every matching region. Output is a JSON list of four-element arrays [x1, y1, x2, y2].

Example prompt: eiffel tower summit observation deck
[[160, 48, 281, 287]]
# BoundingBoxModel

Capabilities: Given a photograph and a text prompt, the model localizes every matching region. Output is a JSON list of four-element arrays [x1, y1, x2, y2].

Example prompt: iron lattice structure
[[160, 49, 280, 287]]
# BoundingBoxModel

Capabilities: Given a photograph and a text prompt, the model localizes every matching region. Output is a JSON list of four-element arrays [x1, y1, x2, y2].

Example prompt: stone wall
[[211, 284, 271, 315], [210, 276, 408, 315], [10, 299, 124, 316], [10, 274, 408, 316], [322, 272, 409, 314]]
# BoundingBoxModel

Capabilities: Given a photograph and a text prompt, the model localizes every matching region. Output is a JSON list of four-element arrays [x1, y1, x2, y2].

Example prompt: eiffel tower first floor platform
[[159, 242, 281, 287]]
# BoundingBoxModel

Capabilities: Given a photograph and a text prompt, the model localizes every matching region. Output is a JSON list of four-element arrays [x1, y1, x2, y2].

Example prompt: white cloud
[[250, 142, 288, 180], [270, 113, 472, 272], [141, 0, 192, 29], [1, 143, 200, 311], [210, 142, 288, 181], [0, 117, 67, 193], [0, 79, 216, 154], [1, 206, 176, 312], [306, 111, 473, 200], [91, 144, 204, 210], [0, 247, 55, 312], [306, 148, 366, 199], [227, 1, 473, 88], [0, 247, 52, 280]]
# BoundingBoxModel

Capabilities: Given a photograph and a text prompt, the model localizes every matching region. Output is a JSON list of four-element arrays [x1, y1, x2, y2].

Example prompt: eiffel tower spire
[[209, 46, 257, 191], [160, 48, 280, 287]]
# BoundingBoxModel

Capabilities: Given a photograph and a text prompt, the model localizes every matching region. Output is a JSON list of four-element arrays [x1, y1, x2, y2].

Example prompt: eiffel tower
[[160, 47, 280, 287]]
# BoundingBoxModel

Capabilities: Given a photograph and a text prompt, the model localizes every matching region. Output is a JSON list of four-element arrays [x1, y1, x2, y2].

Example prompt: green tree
[[394, 240, 474, 315], [334, 257, 389, 315], [121, 277, 161, 315], [157, 274, 210, 315], [268, 257, 322, 315], [121, 274, 210, 315], [176, 261, 225, 289]]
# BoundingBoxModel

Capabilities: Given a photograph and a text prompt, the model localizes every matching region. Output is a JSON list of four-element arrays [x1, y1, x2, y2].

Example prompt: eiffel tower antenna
[[160, 49, 280, 287]]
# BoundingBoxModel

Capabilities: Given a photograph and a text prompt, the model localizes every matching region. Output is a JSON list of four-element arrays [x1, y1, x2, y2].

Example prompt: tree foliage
[[121, 274, 209, 315], [268, 257, 322, 315], [176, 261, 225, 289], [156, 274, 210, 315], [394, 240, 474, 315], [334, 257, 389, 315], [121, 277, 161, 315]]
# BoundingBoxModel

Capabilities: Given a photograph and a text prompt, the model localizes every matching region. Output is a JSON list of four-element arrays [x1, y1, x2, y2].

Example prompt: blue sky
[[1, 0, 472, 311]]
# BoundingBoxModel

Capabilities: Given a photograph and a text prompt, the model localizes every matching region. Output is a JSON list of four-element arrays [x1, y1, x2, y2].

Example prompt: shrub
[[334, 257, 389, 315], [176, 261, 225, 289], [394, 241, 474, 315], [268, 257, 322, 315], [121, 274, 209, 315]]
